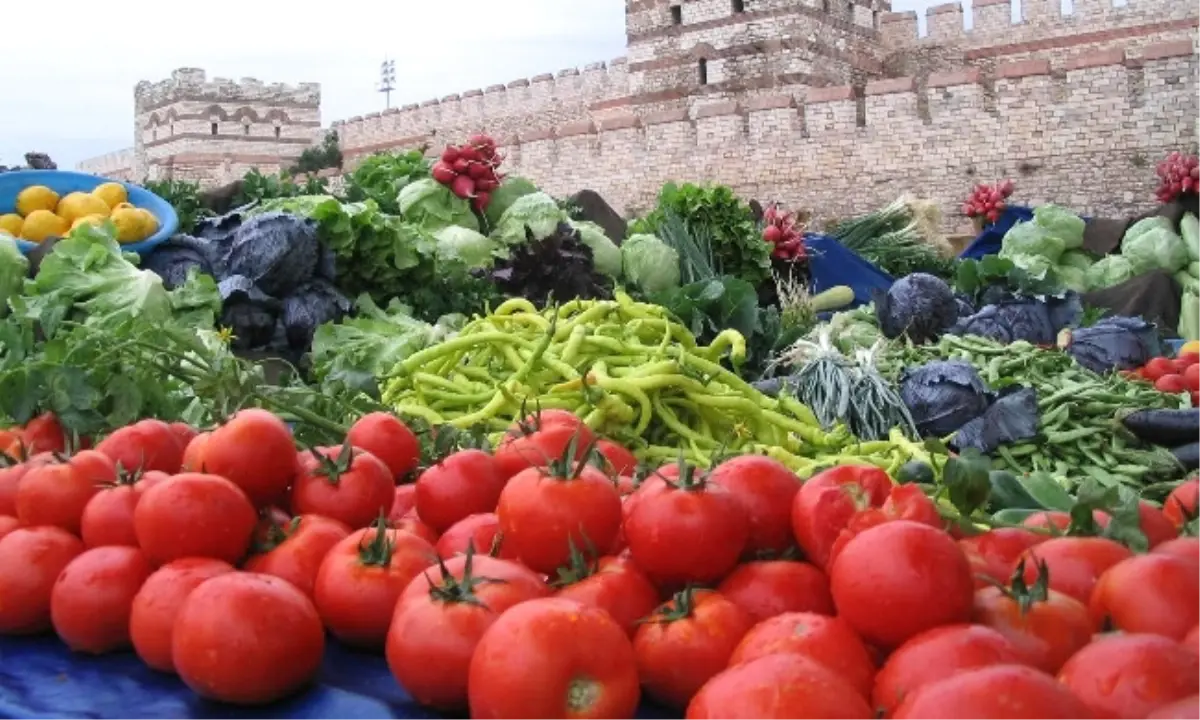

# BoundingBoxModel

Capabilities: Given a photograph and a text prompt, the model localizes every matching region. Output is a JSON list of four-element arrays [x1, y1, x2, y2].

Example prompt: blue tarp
[[957, 205, 1035, 260], [805, 233, 894, 306], [0, 634, 676, 719]]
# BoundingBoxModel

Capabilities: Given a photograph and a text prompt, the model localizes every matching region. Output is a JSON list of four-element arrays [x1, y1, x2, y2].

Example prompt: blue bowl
[[0, 170, 179, 256]]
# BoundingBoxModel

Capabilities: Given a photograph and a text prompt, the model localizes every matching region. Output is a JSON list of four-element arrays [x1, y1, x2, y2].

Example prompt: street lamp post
[[378, 59, 396, 110]]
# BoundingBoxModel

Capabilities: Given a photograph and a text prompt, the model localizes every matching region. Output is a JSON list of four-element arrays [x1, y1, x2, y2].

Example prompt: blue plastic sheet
[[957, 206, 1035, 260], [0, 634, 677, 719], [805, 233, 894, 306]]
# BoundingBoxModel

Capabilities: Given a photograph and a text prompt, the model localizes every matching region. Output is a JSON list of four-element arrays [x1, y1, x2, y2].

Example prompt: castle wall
[[76, 148, 136, 181]]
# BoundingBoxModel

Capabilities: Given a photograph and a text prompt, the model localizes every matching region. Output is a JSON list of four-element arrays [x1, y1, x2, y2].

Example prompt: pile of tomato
[[0, 408, 1197, 719], [1128, 348, 1200, 407]]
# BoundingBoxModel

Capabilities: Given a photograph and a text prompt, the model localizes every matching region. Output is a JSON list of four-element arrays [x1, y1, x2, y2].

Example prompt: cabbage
[[621, 233, 680, 294], [1086, 255, 1136, 290], [1058, 249, 1096, 271], [485, 177, 540, 227], [432, 226, 501, 268], [875, 272, 958, 344], [1005, 253, 1054, 280], [570, 220, 622, 278], [397, 179, 479, 233], [1033, 204, 1085, 250], [1000, 221, 1065, 263], [1121, 226, 1188, 274], [1182, 212, 1199, 263], [1124, 216, 1173, 243], [491, 192, 568, 246], [1056, 266, 1089, 293]]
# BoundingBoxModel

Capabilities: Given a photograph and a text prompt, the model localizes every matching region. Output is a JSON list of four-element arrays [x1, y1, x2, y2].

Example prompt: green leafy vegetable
[[0, 235, 27, 318], [432, 226, 503, 268], [1121, 224, 1188, 274], [622, 233, 681, 294], [1086, 255, 1137, 290], [485, 177, 540, 227], [398, 178, 479, 233], [490, 192, 568, 246], [343, 149, 430, 214], [570, 220, 622, 278], [1032, 204, 1085, 250]]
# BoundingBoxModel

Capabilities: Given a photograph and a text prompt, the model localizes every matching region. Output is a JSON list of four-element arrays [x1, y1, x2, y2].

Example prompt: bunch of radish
[[762, 204, 806, 261], [962, 179, 1015, 224], [431, 134, 504, 213], [1154, 152, 1200, 204]]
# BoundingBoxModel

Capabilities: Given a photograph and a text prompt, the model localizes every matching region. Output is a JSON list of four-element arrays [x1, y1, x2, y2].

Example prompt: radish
[[474, 192, 491, 211], [458, 146, 482, 163], [450, 174, 476, 199], [431, 162, 457, 185], [467, 163, 489, 180], [452, 158, 470, 174], [762, 225, 784, 244], [476, 178, 499, 192], [469, 133, 494, 148], [441, 146, 460, 164]]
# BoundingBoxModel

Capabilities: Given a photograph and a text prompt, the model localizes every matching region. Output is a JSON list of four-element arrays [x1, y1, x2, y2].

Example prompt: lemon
[[112, 202, 135, 212], [70, 214, 107, 231], [134, 208, 159, 239], [57, 192, 111, 225], [109, 207, 145, 243], [1182, 340, 1200, 356], [19, 210, 68, 243], [0, 213, 22, 237], [92, 182, 128, 210], [16, 185, 59, 217]]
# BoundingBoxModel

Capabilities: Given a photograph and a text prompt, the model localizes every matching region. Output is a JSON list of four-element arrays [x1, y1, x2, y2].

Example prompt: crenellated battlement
[[134, 67, 321, 113]]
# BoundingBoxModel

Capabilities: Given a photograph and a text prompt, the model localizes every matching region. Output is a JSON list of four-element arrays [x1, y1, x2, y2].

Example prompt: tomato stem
[[357, 514, 397, 567], [995, 558, 1051, 615], [550, 535, 601, 588], [641, 586, 698, 625], [424, 541, 507, 609], [565, 677, 601, 714]]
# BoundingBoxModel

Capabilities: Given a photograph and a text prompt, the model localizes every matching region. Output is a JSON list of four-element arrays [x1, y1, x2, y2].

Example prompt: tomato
[[1149, 695, 1200, 719], [0, 526, 84, 634], [1058, 633, 1200, 719], [397, 552, 549, 607], [313, 520, 437, 649], [180, 431, 210, 472], [556, 555, 660, 638], [625, 471, 747, 587], [595, 439, 638, 477], [129, 557, 236, 672], [0, 459, 41, 516], [436, 512, 511, 559], [958, 527, 1048, 589], [388, 483, 417, 522], [392, 508, 440, 545], [830, 520, 974, 650], [873, 623, 1023, 715], [1143, 357, 1178, 382], [80, 472, 163, 549], [95, 419, 184, 474], [497, 461, 622, 576], [0, 515, 18, 542], [1165, 478, 1199, 527], [198, 409, 297, 507], [1022, 508, 1109, 533], [291, 445, 394, 530], [20, 412, 66, 455], [893, 663, 1090, 719], [729, 611, 875, 699], [134, 473, 258, 566], [1016, 535, 1133, 604], [790, 465, 892, 569], [707, 455, 801, 558], [686, 652, 873, 719], [50, 545, 153, 654], [1155, 536, 1200, 562], [387, 548, 551, 711], [1186, 625, 1200, 655], [1139, 500, 1181, 548], [972, 582, 1092, 673], [173, 572, 325, 705], [16, 450, 116, 535], [167, 422, 198, 450], [243, 514, 351, 599], [715, 560, 833, 623], [346, 412, 420, 480], [494, 422, 596, 481], [1089, 553, 1199, 639], [467, 597, 640, 718], [826, 485, 943, 567], [415, 449, 505, 534], [1184, 363, 1200, 392], [502, 408, 583, 441]]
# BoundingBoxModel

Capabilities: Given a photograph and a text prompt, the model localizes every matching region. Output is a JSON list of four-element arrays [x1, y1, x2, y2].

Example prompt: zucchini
[[1121, 409, 1200, 448], [810, 285, 855, 313], [1172, 441, 1199, 472]]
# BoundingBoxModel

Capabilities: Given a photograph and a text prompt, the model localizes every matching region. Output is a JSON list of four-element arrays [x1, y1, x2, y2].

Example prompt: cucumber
[[810, 285, 855, 313]]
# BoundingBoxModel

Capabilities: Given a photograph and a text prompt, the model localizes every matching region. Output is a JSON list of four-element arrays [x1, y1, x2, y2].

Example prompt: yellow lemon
[[1182, 340, 1200, 356], [0, 213, 22, 237], [56, 192, 111, 225], [112, 202, 135, 212], [70, 214, 108, 231], [92, 182, 128, 210], [109, 207, 145, 243], [15, 185, 59, 217], [19, 210, 68, 243], [134, 208, 159, 239]]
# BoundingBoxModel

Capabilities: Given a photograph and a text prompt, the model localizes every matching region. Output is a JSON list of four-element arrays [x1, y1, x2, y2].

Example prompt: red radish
[[441, 146, 460, 164], [431, 162, 456, 184], [763, 225, 784, 244], [1155, 374, 1189, 394], [474, 192, 491, 211], [476, 178, 499, 192], [452, 158, 470, 174], [467, 163, 489, 180], [450, 175, 476, 199], [458, 146, 482, 163]]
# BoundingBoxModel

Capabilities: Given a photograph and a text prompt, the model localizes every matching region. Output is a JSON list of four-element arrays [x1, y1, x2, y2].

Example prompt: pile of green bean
[[882, 335, 1186, 488], [381, 292, 944, 475]]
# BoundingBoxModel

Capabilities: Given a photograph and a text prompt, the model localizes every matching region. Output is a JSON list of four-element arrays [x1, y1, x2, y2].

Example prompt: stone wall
[[76, 148, 136, 181]]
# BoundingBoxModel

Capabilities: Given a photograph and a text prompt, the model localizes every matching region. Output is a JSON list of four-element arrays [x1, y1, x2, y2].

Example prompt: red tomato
[[790, 465, 892, 569], [346, 412, 420, 480], [1155, 536, 1200, 562], [595, 439, 638, 477], [1185, 363, 1200, 392], [826, 484, 943, 567], [167, 422, 198, 450], [873, 624, 1024, 716], [1058, 633, 1200, 719], [555, 555, 660, 638], [1185, 626, 1200, 655], [1165, 478, 1199, 527], [893, 663, 1090, 718], [972, 583, 1092, 673], [95, 419, 184, 474], [467, 597, 640, 718], [494, 423, 597, 481], [625, 472, 747, 587], [1017, 536, 1133, 604], [180, 431, 210, 472], [387, 548, 552, 712], [708, 455, 801, 558], [313, 520, 436, 649], [830, 520, 974, 650], [134, 473, 258, 566], [173, 572, 325, 705], [1156, 374, 1190, 393], [1143, 357, 1178, 382], [502, 408, 583, 441], [1149, 695, 1200, 719], [129, 557, 236, 672], [0, 515, 18, 542], [80, 472, 163, 549], [253, 506, 293, 545], [1022, 508, 1110, 532], [0, 459, 42, 516], [435, 512, 515, 559], [243, 514, 351, 598], [1139, 500, 1181, 548], [497, 462, 622, 575], [197, 409, 297, 507], [958, 527, 1048, 589], [729, 612, 875, 699], [20, 412, 66, 455], [291, 445, 394, 530], [1180, 352, 1200, 368], [0, 526, 84, 634], [1089, 553, 1199, 639], [388, 484, 417, 522], [16, 450, 116, 535], [397, 552, 549, 607], [50, 546, 153, 654], [391, 508, 440, 545], [686, 652, 873, 719], [416, 449, 505, 534], [715, 559, 833, 623]]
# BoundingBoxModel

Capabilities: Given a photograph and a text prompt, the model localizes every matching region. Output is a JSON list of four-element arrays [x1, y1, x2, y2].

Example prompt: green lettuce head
[[570, 220, 622, 278], [491, 192, 568, 246], [398, 178, 479, 233], [622, 233, 680, 294]]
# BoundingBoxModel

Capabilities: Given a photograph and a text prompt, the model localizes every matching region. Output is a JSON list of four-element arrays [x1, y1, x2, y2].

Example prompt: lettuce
[[398, 178, 479, 233], [1181, 212, 1199, 263], [570, 220, 622, 278], [1000, 221, 1065, 263], [1058, 249, 1097, 271], [432, 225, 502, 268], [1033, 204, 1086, 250], [0, 234, 27, 318], [491, 192, 568, 246], [622, 233, 680, 294], [1086, 255, 1136, 290], [485, 177, 540, 227], [1121, 225, 1188, 274]]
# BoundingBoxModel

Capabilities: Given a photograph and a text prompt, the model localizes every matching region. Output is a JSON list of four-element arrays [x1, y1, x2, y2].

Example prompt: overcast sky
[[3, 0, 944, 171]]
